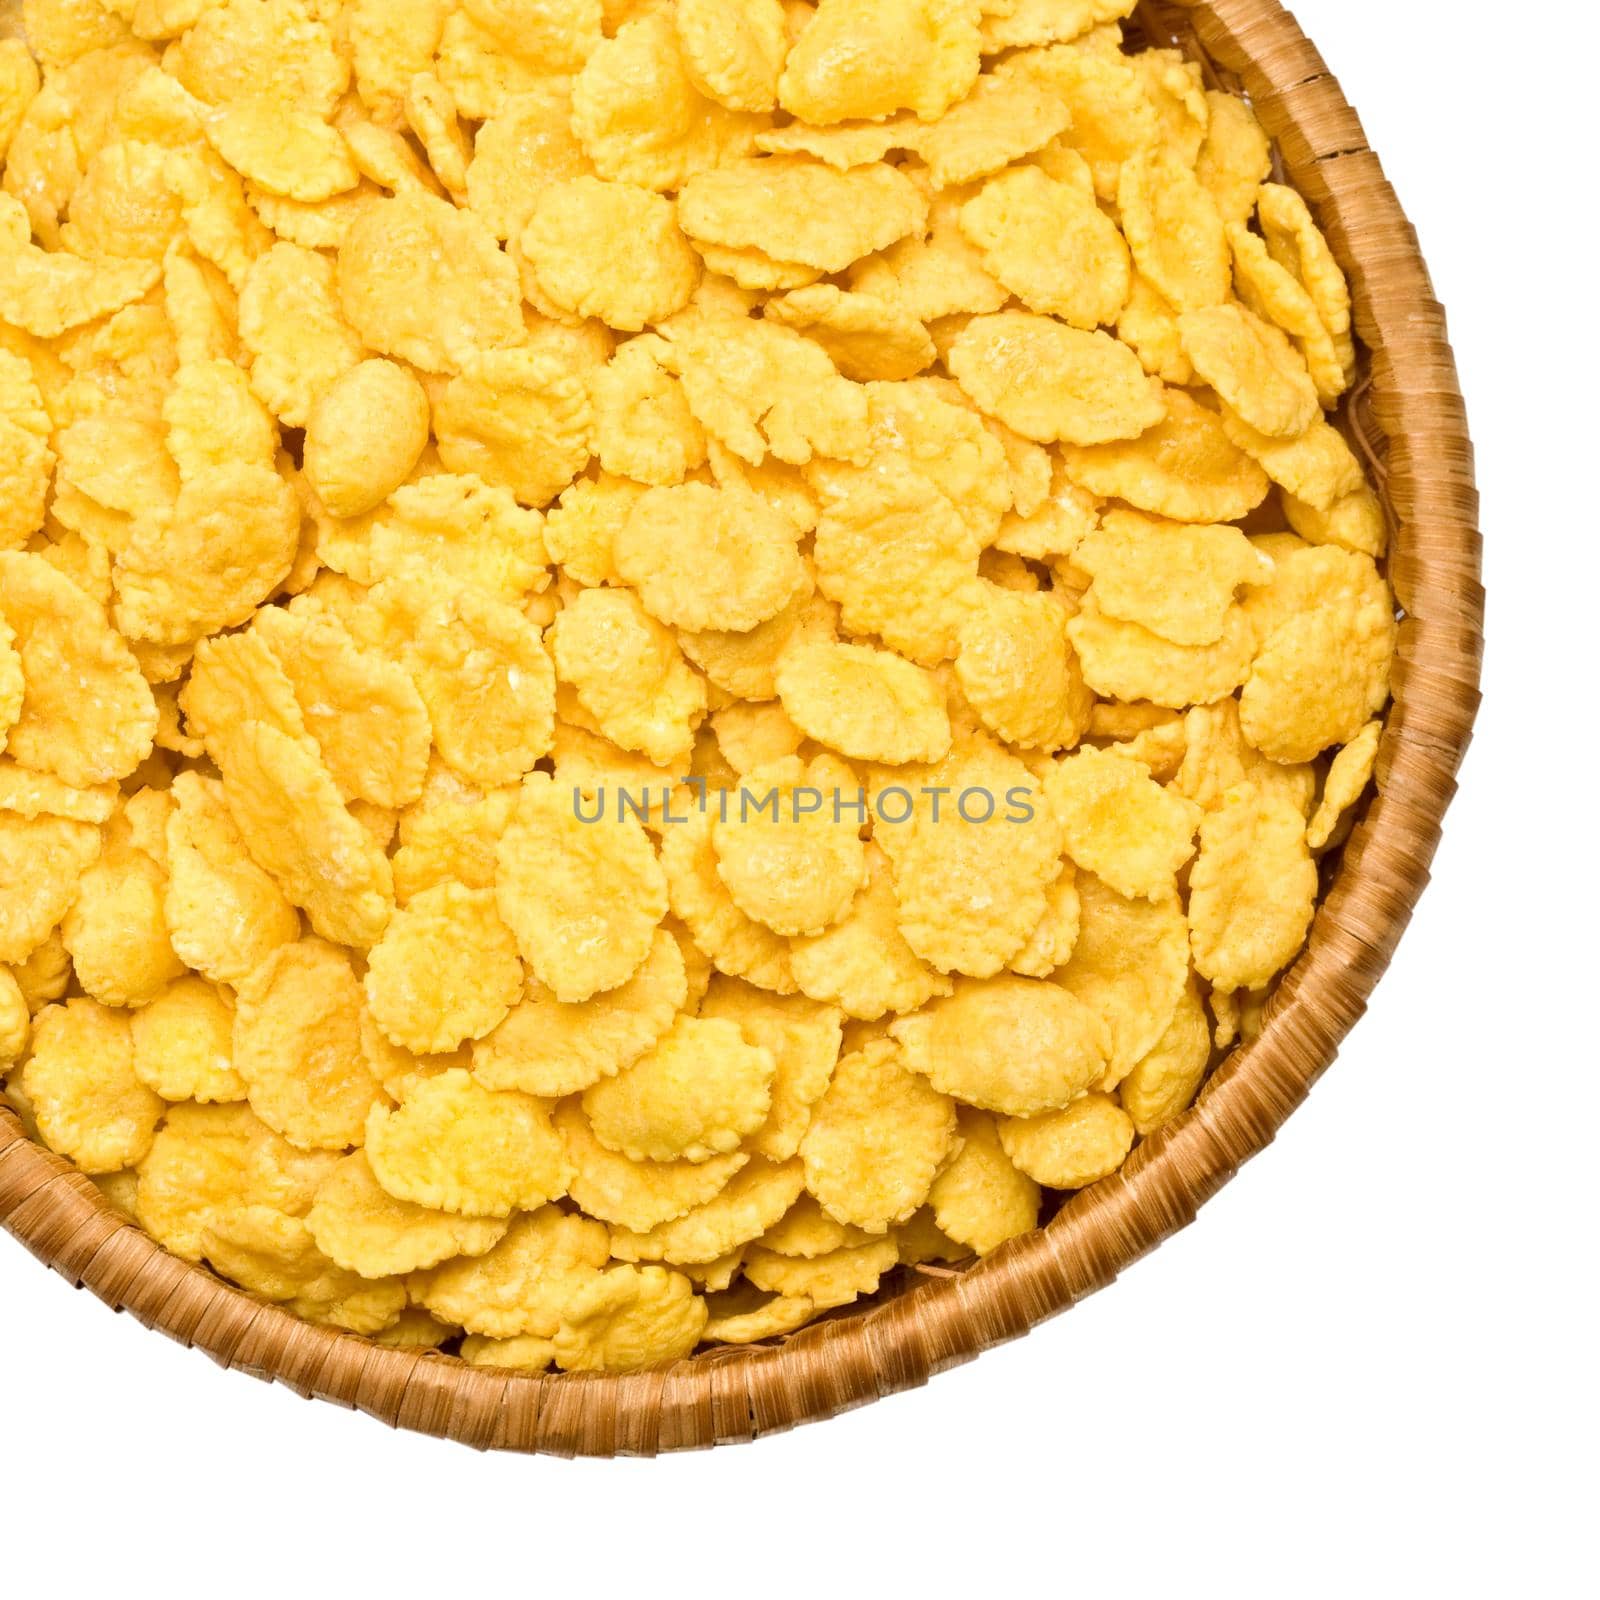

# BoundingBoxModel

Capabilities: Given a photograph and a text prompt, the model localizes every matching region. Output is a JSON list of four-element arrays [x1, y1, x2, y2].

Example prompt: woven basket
[[0, 0, 1482, 1455]]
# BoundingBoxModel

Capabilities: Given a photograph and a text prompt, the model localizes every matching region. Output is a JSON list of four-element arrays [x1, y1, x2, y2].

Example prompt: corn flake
[[1307, 719, 1381, 851], [608, 1154, 804, 1264], [19, 997, 161, 1173], [306, 1149, 508, 1278], [928, 1107, 1039, 1254], [413, 1204, 608, 1333], [0, 551, 156, 786], [998, 1090, 1133, 1188], [1188, 780, 1316, 993], [950, 312, 1162, 445], [552, 1262, 706, 1369], [551, 584, 705, 766], [233, 936, 386, 1150], [778, 0, 979, 124], [338, 190, 523, 373], [1119, 973, 1209, 1134], [799, 1037, 956, 1232]]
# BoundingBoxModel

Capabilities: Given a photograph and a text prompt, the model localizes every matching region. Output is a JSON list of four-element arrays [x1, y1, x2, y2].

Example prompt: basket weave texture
[[0, 0, 1483, 1456]]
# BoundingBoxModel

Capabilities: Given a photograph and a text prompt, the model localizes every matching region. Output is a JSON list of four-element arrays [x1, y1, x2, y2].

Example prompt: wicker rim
[[0, 0, 1482, 1456]]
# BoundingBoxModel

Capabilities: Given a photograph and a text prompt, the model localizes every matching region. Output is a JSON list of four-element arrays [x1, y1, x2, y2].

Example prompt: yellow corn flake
[[699, 976, 843, 1161], [522, 175, 699, 333], [18, 998, 161, 1173], [61, 843, 185, 1007], [0, 758, 116, 824], [556, 1098, 747, 1233], [1179, 301, 1319, 440], [571, 11, 756, 192], [675, 0, 786, 112], [1188, 781, 1316, 994], [764, 285, 934, 382], [680, 156, 926, 275], [1224, 411, 1364, 515], [582, 1012, 773, 1162], [661, 310, 868, 467], [366, 1068, 573, 1218], [346, 0, 449, 123], [1075, 508, 1273, 647], [215, 719, 394, 947], [465, 82, 592, 241], [475, 924, 684, 1099], [1228, 220, 1350, 408], [811, 465, 983, 666], [390, 786, 515, 904], [1239, 563, 1394, 764], [850, 187, 1007, 324], [1008, 857, 1080, 978], [998, 1090, 1133, 1188], [305, 1149, 509, 1278], [1172, 697, 1314, 818], [204, 98, 356, 204], [114, 459, 300, 645], [543, 473, 643, 587], [165, 0, 345, 110], [251, 605, 431, 808], [790, 842, 953, 1020], [778, 0, 978, 124], [199, 1204, 407, 1332], [958, 166, 1129, 329], [1043, 746, 1200, 901], [758, 1193, 873, 1258], [413, 1203, 608, 1333], [1117, 148, 1228, 313], [906, 51, 1072, 188], [1056, 870, 1188, 1084], [710, 755, 866, 937], [928, 1107, 1039, 1253], [374, 574, 557, 786], [302, 358, 431, 519], [494, 771, 668, 1002], [589, 333, 707, 485], [0, 551, 156, 787], [235, 240, 363, 426], [162, 357, 275, 483], [1119, 973, 1209, 1134], [129, 974, 244, 1104], [0, 38, 42, 164], [702, 1284, 815, 1343], [608, 1154, 805, 1263], [552, 1262, 706, 1370], [132, 1099, 334, 1261], [950, 312, 1161, 445], [180, 626, 307, 758], [955, 585, 1093, 751], [1307, 719, 1380, 851], [362, 882, 523, 1055], [1067, 592, 1257, 710], [0, 191, 159, 337], [551, 585, 705, 766], [1257, 181, 1353, 357], [799, 1037, 956, 1232], [615, 482, 805, 633], [232, 936, 385, 1150], [459, 1332, 554, 1369], [775, 638, 951, 766], [1195, 89, 1270, 226], [872, 738, 1062, 977], [163, 771, 299, 984], [402, 72, 471, 200], [890, 973, 1108, 1117], [337, 190, 523, 373], [1284, 483, 1387, 560], [744, 1235, 896, 1308], [367, 473, 550, 602]]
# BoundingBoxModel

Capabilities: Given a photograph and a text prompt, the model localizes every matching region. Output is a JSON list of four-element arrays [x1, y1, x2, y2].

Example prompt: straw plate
[[0, 0, 1483, 1455]]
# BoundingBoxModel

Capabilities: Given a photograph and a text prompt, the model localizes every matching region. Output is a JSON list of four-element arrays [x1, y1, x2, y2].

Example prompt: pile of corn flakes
[[0, 0, 1394, 1373]]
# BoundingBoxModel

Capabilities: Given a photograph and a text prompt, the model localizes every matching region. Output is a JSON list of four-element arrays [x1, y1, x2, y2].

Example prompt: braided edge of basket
[[0, 0, 1483, 1456]]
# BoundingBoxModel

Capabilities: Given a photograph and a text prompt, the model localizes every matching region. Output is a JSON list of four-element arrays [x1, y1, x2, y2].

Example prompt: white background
[[4, 3, 1594, 1594]]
